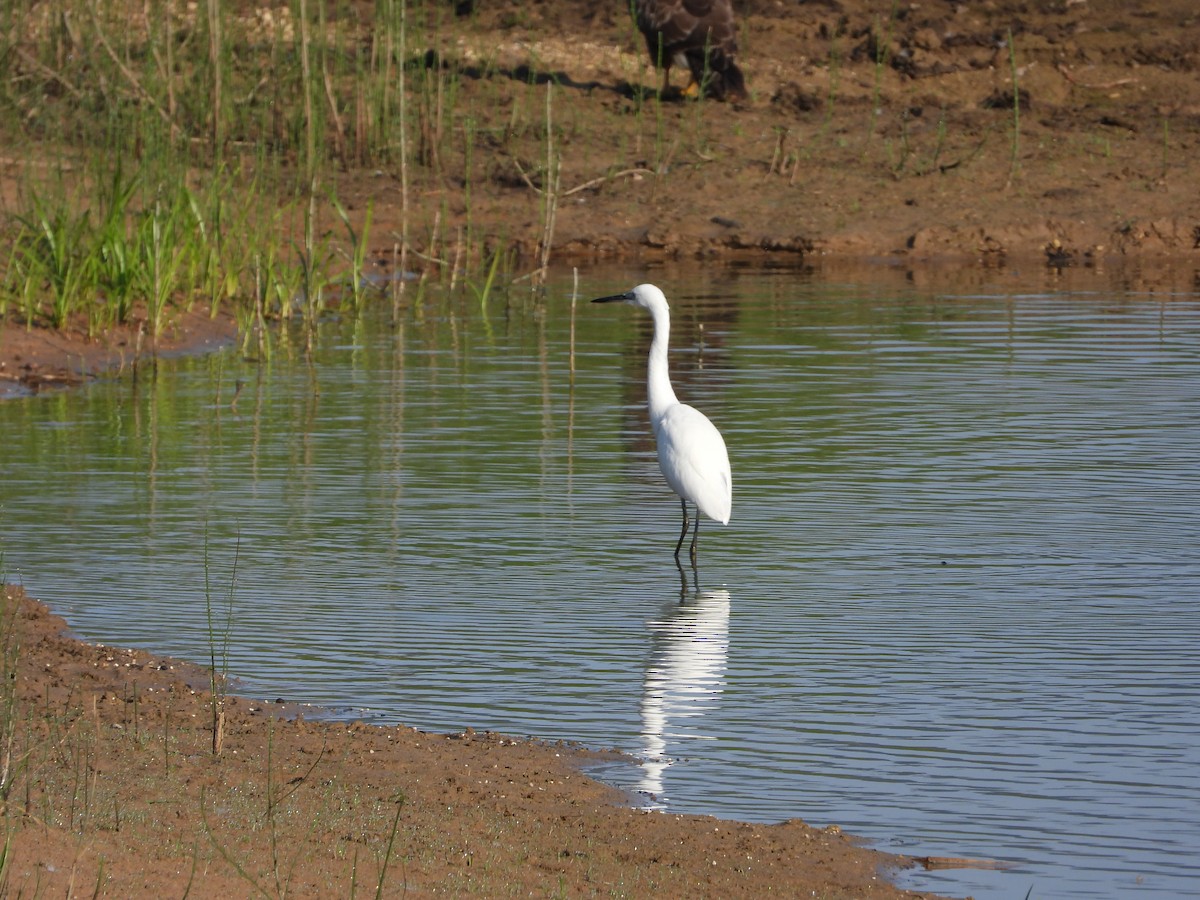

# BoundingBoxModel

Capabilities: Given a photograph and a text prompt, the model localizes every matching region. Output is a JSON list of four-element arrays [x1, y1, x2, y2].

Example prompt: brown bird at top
[[632, 0, 747, 101]]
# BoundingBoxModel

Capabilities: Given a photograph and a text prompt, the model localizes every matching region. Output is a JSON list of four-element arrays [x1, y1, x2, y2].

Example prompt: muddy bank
[[0, 586, 948, 897], [326, 0, 1200, 268], [0, 306, 237, 398]]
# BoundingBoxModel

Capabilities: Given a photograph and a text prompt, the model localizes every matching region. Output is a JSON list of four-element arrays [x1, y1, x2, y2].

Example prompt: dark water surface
[[3, 264, 1199, 899]]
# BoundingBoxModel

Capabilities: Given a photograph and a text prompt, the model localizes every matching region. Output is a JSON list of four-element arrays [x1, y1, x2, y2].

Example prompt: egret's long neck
[[646, 301, 679, 426]]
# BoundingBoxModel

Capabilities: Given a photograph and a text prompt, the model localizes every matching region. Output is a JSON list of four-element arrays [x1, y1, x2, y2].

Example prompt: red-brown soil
[[0, 307, 238, 398], [331, 0, 1200, 265]]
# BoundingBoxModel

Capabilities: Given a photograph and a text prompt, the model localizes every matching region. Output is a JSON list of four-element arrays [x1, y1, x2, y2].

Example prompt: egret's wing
[[654, 404, 732, 524]]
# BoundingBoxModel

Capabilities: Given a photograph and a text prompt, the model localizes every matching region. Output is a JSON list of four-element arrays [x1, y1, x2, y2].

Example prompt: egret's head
[[591, 283, 668, 311]]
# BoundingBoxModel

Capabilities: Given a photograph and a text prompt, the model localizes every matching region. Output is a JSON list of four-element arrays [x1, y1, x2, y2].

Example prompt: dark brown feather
[[633, 0, 747, 100]]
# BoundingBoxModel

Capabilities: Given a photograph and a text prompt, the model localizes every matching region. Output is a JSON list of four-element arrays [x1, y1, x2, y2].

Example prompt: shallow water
[[2, 264, 1199, 899]]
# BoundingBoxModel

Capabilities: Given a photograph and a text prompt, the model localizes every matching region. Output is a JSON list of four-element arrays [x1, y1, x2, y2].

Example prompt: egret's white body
[[593, 283, 732, 562]]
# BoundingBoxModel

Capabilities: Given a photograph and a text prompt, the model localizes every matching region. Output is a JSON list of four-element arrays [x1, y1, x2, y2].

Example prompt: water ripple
[[2, 272, 1199, 899]]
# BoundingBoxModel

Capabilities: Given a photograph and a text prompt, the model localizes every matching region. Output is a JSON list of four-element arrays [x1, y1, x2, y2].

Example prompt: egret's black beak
[[591, 291, 633, 304]]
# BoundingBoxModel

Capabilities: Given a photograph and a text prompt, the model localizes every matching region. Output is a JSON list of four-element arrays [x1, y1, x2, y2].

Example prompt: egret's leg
[[689, 512, 700, 565], [673, 498, 691, 560]]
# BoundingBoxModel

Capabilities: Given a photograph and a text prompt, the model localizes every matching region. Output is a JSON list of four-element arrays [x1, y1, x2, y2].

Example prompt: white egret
[[593, 284, 732, 563]]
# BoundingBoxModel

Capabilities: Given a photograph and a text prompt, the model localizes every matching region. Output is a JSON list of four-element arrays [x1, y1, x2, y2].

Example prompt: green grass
[[3, 0, 803, 335], [4, 165, 321, 340], [0, 0, 535, 342], [1005, 27, 1022, 190], [14, 189, 95, 331]]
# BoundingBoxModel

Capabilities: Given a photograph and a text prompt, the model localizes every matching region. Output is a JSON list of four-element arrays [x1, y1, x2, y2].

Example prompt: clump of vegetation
[[0, 0, 541, 343], [2, 163, 328, 340]]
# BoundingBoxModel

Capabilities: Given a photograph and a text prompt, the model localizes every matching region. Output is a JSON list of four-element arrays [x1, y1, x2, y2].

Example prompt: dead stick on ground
[[1055, 63, 1137, 90], [323, 67, 348, 164], [562, 167, 658, 197], [512, 158, 657, 198], [14, 48, 85, 101], [88, 6, 178, 130], [914, 855, 1015, 871]]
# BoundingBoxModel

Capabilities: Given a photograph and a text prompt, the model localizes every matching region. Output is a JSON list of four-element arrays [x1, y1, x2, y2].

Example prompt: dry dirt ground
[[3, 0, 1200, 895], [333, 0, 1200, 265]]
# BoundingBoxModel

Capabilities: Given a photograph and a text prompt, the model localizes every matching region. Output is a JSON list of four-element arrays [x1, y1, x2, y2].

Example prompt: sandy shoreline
[[0, 585, 951, 897]]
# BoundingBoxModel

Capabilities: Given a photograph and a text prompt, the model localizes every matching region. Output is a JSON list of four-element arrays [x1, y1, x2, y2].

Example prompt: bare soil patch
[[0, 307, 237, 398], [330, 0, 1200, 266]]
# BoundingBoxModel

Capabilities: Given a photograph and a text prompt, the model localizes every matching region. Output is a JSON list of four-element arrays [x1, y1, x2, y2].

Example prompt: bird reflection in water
[[638, 574, 731, 806]]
